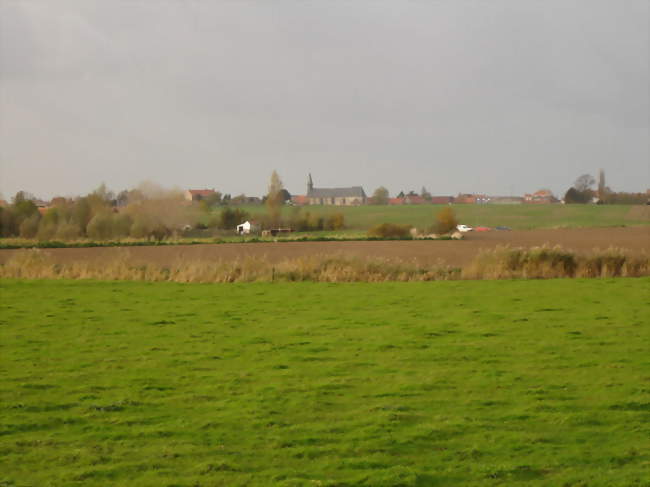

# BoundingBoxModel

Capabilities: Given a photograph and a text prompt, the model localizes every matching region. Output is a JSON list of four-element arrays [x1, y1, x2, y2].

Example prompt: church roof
[[308, 186, 366, 198]]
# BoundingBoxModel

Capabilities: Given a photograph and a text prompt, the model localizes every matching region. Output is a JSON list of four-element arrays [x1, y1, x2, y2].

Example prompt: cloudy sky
[[1, 0, 648, 199]]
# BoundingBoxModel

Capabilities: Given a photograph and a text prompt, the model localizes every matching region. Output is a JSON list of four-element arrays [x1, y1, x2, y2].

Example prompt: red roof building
[[291, 195, 309, 206], [184, 189, 216, 202], [430, 196, 455, 204]]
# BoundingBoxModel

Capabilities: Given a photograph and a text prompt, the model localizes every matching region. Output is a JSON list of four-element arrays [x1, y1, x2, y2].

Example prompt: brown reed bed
[[462, 245, 649, 279], [0, 246, 647, 283]]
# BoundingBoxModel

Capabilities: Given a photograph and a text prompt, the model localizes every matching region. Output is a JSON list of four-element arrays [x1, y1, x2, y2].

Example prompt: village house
[[305, 174, 366, 206], [430, 196, 455, 205], [524, 189, 557, 204], [455, 193, 488, 204], [290, 195, 309, 206], [184, 189, 216, 202], [487, 196, 524, 205], [389, 195, 428, 205]]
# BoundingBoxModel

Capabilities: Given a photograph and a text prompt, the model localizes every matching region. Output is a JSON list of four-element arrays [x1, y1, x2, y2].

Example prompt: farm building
[[524, 190, 557, 204], [236, 221, 260, 235], [306, 174, 366, 206], [185, 189, 216, 202], [291, 195, 309, 206], [487, 196, 524, 205], [456, 194, 488, 204], [389, 195, 429, 205], [430, 196, 455, 204]]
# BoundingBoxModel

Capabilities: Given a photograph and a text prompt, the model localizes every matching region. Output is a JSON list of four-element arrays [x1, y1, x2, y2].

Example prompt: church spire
[[308, 173, 314, 194]]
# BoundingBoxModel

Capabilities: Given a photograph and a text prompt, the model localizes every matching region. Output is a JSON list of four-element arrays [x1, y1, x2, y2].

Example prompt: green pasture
[[1, 278, 649, 486], [238, 203, 649, 232]]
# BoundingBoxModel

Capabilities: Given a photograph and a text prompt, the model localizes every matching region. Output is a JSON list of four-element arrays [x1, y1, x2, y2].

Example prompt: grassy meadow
[[239, 203, 650, 233], [1, 278, 649, 486]]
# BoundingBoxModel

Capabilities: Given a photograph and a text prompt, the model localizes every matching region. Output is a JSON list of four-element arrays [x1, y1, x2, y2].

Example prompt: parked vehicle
[[456, 224, 473, 232], [495, 226, 512, 231], [474, 226, 491, 232]]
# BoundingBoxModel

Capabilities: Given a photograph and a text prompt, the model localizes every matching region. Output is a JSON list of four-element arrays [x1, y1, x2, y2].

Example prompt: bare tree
[[574, 174, 595, 192]]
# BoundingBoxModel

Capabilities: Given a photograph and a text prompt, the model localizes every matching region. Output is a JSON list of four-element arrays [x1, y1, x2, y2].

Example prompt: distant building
[[185, 189, 216, 202], [236, 220, 260, 235], [430, 196, 455, 205], [306, 174, 366, 206], [487, 196, 524, 205], [524, 190, 557, 204], [389, 195, 428, 205], [455, 194, 488, 204], [291, 195, 309, 206]]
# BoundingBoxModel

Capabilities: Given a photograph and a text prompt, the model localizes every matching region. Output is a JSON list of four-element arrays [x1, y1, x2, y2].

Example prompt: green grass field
[[238, 204, 649, 232], [1, 278, 649, 486]]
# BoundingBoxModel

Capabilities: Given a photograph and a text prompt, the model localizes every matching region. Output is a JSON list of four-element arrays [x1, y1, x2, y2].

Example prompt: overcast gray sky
[[1, 0, 648, 199]]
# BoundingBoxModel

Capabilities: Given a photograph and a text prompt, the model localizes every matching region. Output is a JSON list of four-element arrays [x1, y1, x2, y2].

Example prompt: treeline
[[564, 173, 649, 204], [0, 182, 345, 241], [564, 188, 648, 205], [0, 185, 200, 241], [203, 208, 345, 232]]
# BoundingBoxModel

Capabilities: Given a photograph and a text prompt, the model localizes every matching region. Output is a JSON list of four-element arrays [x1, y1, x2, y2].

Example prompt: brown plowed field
[[1, 226, 648, 268]]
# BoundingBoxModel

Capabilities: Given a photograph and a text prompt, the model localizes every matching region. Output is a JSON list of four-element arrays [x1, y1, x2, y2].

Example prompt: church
[[305, 174, 367, 206]]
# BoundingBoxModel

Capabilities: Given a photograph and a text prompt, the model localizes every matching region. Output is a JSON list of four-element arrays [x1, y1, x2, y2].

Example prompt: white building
[[236, 221, 260, 235]]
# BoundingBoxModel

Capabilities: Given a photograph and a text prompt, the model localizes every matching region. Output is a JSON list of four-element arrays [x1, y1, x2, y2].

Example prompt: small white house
[[236, 221, 260, 235]]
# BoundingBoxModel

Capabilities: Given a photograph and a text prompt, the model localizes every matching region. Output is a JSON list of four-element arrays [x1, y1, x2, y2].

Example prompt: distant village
[[1, 170, 647, 241], [3, 169, 648, 216], [184, 173, 560, 207]]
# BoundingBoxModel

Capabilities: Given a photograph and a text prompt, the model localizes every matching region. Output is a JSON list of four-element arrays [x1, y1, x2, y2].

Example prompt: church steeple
[[307, 173, 314, 194]]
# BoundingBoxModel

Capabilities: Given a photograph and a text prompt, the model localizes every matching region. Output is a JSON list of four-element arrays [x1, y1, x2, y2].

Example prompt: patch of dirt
[[1, 226, 648, 268], [626, 206, 650, 221]]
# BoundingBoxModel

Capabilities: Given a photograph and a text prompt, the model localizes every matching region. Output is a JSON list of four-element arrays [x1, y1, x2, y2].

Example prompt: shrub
[[325, 212, 345, 230], [55, 222, 81, 240], [150, 224, 171, 242], [308, 214, 325, 231], [434, 206, 458, 234], [112, 213, 133, 238], [87, 212, 114, 240], [19, 214, 40, 238], [130, 215, 153, 239], [37, 223, 57, 241], [367, 223, 412, 238]]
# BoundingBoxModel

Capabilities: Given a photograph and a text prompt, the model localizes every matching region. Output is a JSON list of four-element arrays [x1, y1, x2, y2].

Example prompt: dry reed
[[0, 246, 647, 283], [461, 245, 649, 279]]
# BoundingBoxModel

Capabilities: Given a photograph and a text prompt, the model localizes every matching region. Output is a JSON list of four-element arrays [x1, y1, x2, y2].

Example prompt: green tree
[[19, 214, 40, 238], [203, 191, 223, 208], [113, 213, 134, 238], [266, 170, 284, 227], [73, 197, 93, 235], [564, 187, 590, 204], [87, 212, 114, 240], [220, 207, 250, 230], [372, 187, 389, 205], [55, 222, 81, 240], [12, 198, 39, 223]]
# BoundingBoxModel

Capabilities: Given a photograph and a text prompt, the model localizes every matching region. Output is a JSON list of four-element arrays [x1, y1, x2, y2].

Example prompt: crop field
[[1, 226, 647, 270], [1, 278, 649, 486], [239, 204, 650, 232]]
